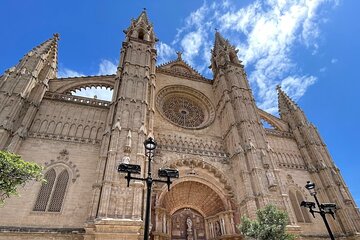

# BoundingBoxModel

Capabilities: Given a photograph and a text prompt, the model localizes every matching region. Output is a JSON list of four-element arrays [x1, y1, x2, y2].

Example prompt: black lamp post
[[300, 181, 337, 240], [118, 137, 179, 240]]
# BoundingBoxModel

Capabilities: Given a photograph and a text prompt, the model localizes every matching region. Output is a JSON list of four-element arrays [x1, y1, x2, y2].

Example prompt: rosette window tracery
[[163, 96, 205, 128]]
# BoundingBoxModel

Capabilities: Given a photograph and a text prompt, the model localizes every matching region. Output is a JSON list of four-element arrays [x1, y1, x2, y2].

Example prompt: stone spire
[[0, 33, 59, 150], [213, 31, 229, 55], [277, 86, 297, 113], [123, 9, 157, 43], [136, 9, 150, 25], [210, 31, 241, 75], [30, 33, 59, 63], [0, 33, 59, 95], [19, 33, 58, 74], [276, 85, 307, 124]]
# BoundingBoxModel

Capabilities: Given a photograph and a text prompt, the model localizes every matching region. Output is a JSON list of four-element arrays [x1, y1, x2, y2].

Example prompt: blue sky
[[1, 0, 359, 205]]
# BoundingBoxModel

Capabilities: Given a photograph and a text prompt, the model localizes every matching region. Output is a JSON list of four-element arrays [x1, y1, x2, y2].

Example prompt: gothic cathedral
[[0, 11, 359, 240]]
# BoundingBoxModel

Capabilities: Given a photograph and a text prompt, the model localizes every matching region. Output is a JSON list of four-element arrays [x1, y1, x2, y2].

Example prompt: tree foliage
[[238, 204, 296, 240], [0, 151, 44, 205]]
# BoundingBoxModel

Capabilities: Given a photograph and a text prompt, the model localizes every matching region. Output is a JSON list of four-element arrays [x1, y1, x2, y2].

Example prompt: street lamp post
[[300, 181, 337, 240], [118, 137, 179, 240]]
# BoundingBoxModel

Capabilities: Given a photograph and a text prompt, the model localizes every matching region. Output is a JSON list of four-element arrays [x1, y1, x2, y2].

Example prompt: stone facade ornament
[[266, 170, 277, 191]]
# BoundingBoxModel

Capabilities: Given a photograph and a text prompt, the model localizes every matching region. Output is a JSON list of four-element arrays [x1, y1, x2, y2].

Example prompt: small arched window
[[289, 190, 311, 223], [138, 30, 145, 40], [33, 167, 69, 212]]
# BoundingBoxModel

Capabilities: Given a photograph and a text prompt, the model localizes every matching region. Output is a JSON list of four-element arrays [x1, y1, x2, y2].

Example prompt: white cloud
[[58, 59, 116, 101], [181, 30, 203, 65], [59, 59, 117, 78], [280, 75, 317, 102], [157, 42, 176, 64], [161, 0, 337, 113], [58, 68, 84, 78], [98, 59, 117, 75], [59, 0, 338, 112], [331, 58, 338, 64], [72, 86, 112, 101]]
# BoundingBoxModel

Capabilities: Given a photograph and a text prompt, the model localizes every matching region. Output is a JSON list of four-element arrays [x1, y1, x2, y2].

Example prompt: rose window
[[163, 96, 205, 128], [156, 85, 215, 129]]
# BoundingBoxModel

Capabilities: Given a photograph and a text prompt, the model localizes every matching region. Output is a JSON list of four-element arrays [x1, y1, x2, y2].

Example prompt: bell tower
[[85, 10, 158, 239], [211, 32, 277, 217]]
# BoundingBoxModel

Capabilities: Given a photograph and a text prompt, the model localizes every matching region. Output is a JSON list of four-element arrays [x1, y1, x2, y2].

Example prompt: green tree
[[0, 151, 44, 205], [238, 204, 296, 240]]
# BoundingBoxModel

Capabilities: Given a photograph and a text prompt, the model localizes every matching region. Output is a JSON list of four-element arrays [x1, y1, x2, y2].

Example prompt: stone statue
[[121, 156, 130, 164], [266, 170, 277, 190], [186, 217, 192, 231], [215, 221, 222, 236], [186, 217, 193, 240]]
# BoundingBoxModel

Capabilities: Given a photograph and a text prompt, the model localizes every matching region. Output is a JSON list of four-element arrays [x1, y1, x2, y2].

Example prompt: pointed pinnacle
[[277, 85, 300, 115], [53, 33, 60, 40], [213, 31, 233, 55], [5, 34, 59, 80], [33, 34, 59, 54], [136, 9, 150, 25]]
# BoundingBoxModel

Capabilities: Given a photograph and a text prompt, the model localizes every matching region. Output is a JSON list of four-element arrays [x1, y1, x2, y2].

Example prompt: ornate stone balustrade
[[44, 92, 110, 108]]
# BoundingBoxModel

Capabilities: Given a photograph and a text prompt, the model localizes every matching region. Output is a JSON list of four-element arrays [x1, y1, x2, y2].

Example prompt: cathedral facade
[[0, 11, 359, 240]]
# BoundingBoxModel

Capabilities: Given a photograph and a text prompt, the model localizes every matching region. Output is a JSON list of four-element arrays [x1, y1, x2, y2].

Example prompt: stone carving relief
[[265, 170, 277, 191], [170, 64, 192, 74], [272, 151, 307, 170], [156, 133, 227, 158], [168, 158, 234, 197]]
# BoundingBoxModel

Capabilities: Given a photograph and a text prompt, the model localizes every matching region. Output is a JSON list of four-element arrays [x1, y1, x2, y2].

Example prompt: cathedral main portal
[[154, 179, 240, 240]]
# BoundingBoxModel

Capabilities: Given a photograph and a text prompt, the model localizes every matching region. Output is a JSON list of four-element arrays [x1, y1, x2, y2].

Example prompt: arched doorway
[[171, 208, 206, 240], [153, 179, 239, 240]]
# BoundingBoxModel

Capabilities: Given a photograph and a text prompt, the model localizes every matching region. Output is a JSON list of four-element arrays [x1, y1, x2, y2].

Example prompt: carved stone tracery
[[156, 85, 215, 129], [163, 96, 205, 128]]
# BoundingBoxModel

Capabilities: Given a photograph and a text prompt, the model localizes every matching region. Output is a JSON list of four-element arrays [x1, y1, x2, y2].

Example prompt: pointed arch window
[[289, 190, 311, 223], [33, 167, 69, 212]]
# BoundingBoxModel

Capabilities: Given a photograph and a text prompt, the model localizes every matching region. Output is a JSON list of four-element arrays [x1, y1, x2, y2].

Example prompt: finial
[[176, 51, 182, 60], [143, 7, 147, 12], [215, 28, 218, 32], [53, 33, 60, 40], [276, 84, 281, 90]]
